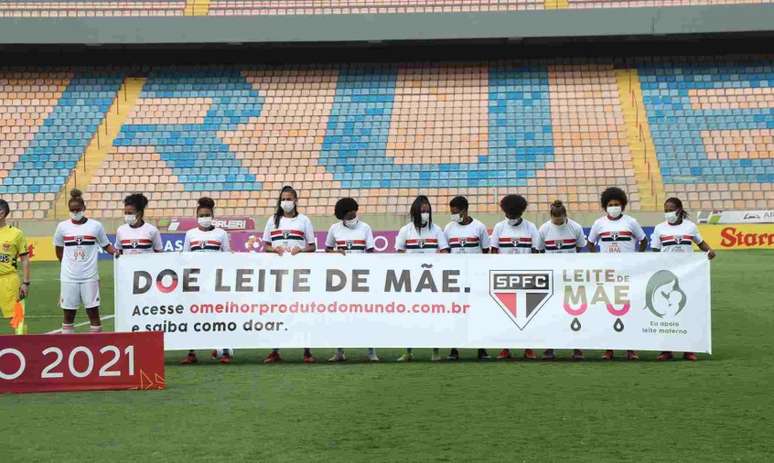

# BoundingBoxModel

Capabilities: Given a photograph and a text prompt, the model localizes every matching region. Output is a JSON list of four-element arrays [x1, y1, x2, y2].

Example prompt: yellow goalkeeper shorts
[[0, 272, 20, 318]]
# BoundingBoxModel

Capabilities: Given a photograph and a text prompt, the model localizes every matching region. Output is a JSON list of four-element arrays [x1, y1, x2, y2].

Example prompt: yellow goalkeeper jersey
[[0, 225, 28, 276]]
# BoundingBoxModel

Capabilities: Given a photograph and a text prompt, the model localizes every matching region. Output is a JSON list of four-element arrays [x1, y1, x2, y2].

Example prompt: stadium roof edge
[[0, 5, 772, 46]]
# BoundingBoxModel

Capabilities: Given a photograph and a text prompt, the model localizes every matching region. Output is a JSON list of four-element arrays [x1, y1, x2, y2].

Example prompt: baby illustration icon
[[644, 270, 687, 319]]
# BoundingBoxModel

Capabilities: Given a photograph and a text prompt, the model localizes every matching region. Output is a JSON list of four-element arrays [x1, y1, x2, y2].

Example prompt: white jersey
[[183, 227, 230, 252], [262, 214, 316, 251], [490, 219, 541, 254], [115, 222, 163, 255], [651, 220, 703, 253], [395, 222, 449, 254], [539, 219, 587, 253], [53, 218, 110, 282], [588, 214, 646, 253], [444, 219, 490, 254], [325, 221, 375, 254]]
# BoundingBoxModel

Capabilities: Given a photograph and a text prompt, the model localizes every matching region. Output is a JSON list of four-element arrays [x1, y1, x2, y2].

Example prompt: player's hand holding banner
[[115, 253, 711, 353], [0, 332, 164, 393]]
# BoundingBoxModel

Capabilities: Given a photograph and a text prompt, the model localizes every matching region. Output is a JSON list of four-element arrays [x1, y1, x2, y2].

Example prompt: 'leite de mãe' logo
[[490, 271, 553, 330]]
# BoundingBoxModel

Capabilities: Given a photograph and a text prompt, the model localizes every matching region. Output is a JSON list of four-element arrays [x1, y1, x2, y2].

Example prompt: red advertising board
[[0, 332, 164, 393]]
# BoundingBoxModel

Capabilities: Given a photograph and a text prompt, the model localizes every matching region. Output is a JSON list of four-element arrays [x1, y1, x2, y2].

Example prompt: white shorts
[[60, 280, 101, 310]]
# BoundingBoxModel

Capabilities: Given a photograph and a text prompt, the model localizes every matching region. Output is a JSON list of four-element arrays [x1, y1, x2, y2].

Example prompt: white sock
[[61, 323, 75, 334], [89, 325, 102, 333]]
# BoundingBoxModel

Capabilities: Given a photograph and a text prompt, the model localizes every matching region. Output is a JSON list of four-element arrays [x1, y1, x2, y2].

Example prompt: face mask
[[607, 206, 622, 218], [344, 217, 358, 228], [197, 216, 213, 228], [124, 214, 138, 226], [665, 211, 680, 224], [507, 217, 522, 227], [450, 213, 463, 224], [280, 200, 295, 213], [70, 211, 84, 221], [420, 212, 430, 225]]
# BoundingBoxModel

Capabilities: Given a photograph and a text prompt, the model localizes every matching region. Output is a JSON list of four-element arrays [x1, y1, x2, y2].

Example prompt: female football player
[[650, 196, 715, 361], [538, 200, 586, 360], [444, 195, 490, 361], [490, 194, 542, 360], [325, 197, 379, 362], [587, 187, 647, 361], [262, 185, 317, 364], [179, 197, 233, 365], [53, 189, 119, 334], [395, 195, 449, 362]]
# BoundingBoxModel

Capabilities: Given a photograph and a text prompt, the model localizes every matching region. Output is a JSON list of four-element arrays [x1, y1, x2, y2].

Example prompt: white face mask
[[507, 217, 522, 227], [606, 206, 622, 218], [70, 211, 84, 221], [344, 217, 358, 228], [197, 216, 213, 228], [280, 200, 295, 213], [665, 211, 680, 224], [450, 213, 463, 224], [124, 214, 138, 226], [420, 212, 430, 225]]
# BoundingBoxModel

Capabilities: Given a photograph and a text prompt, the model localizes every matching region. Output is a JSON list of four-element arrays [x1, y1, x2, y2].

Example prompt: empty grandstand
[[1, 0, 772, 17], [1, 57, 771, 221]]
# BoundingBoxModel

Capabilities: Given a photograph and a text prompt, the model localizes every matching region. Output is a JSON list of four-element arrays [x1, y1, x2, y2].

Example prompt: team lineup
[[0, 185, 716, 365]]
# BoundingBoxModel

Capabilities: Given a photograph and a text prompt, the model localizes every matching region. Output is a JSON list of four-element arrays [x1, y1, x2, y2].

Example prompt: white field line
[[46, 314, 115, 334]]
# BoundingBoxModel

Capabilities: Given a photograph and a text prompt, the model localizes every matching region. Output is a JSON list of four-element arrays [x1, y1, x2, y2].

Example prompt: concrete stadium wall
[[0, 5, 772, 45]]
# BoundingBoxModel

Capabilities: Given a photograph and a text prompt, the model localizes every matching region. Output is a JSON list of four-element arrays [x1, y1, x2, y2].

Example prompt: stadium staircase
[[616, 68, 665, 211], [48, 77, 146, 219], [545, 0, 569, 8], [185, 0, 211, 16]]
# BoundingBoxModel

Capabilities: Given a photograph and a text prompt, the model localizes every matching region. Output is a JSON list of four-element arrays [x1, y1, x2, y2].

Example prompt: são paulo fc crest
[[75, 236, 83, 245], [418, 239, 426, 248], [283, 231, 290, 239], [130, 239, 139, 249], [489, 271, 554, 330], [346, 240, 353, 250]]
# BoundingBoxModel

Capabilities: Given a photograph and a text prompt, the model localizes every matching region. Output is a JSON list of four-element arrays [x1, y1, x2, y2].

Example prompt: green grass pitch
[[1, 251, 773, 462]]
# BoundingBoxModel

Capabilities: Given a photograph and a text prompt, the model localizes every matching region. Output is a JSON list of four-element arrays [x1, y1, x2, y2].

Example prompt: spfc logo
[[610, 232, 619, 240], [130, 239, 139, 249], [460, 238, 466, 246], [418, 239, 426, 248], [346, 240, 353, 250], [75, 236, 83, 245], [489, 270, 554, 330], [283, 231, 290, 239]]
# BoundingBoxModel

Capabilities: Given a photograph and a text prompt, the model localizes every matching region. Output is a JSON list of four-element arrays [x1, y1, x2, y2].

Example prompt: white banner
[[114, 253, 711, 353], [697, 210, 774, 224]]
